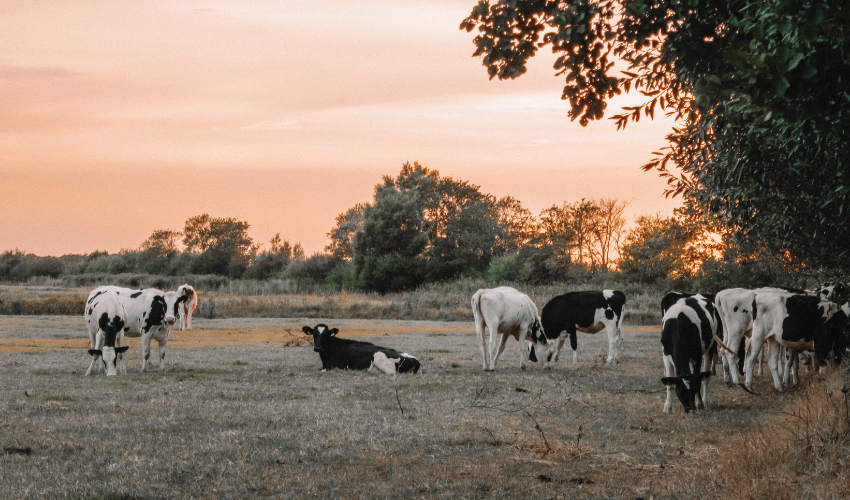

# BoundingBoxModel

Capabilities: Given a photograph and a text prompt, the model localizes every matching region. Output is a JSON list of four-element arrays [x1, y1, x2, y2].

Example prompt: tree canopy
[[461, 0, 850, 271]]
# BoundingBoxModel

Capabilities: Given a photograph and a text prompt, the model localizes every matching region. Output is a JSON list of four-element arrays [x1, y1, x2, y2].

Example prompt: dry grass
[[1, 315, 847, 498], [0, 282, 664, 324]]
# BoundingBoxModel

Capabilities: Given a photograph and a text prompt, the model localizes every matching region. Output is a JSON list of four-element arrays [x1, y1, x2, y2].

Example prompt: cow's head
[[526, 318, 554, 366], [820, 282, 846, 302], [303, 324, 338, 352], [179, 284, 195, 299], [88, 345, 130, 376], [162, 291, 189, 326], [661, 371, 711, 413]]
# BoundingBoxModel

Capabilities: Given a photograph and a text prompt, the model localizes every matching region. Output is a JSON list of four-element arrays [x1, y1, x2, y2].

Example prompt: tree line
[[1, 161, 816, 292]]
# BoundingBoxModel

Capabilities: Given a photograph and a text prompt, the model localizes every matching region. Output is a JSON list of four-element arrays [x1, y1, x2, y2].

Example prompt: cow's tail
[[471, 291, 485, 344]]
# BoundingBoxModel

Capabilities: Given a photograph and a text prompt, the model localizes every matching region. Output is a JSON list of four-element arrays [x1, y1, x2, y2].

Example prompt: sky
[[0, 0, 682, 257]]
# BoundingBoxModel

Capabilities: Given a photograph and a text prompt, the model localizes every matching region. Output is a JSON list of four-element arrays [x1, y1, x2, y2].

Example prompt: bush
[[284, 255, 342, 286], [485, 253, 530, 285]]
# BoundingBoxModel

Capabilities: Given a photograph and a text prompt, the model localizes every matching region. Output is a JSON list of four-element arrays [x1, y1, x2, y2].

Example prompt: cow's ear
[[330, 328, 339, 336], [696, 371, 712, 382], [88, 349, 102, 357], [302, 326, 313, 335], [661, 376, 680, 387], [116, 346, 130, 354]]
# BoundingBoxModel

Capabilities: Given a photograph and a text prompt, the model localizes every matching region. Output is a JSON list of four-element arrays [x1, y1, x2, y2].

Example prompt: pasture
[[1, 315, 848, 499]]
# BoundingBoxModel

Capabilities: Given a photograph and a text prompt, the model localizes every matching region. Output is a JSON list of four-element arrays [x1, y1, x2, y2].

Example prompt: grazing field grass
[[1, 315, 847, 499], [0, 281, 666, 324]]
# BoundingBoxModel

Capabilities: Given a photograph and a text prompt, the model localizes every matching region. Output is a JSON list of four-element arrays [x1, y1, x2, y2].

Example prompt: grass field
[[1, 315, 848, 499]]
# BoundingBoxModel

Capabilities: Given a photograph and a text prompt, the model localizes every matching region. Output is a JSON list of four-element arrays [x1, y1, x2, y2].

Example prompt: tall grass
[[1, 274, 667, 322]]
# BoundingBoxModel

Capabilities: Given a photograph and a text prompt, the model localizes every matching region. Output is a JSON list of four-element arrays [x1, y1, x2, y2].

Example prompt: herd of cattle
[[82, 282, 849, 414]]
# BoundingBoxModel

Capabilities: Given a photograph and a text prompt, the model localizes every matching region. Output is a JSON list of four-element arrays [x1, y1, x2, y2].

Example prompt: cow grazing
[[537, 290, 626, 365], [662, 292, 732, 377], [177, 284, 199, 331], [84, 290, 130, 376], [302, 324, 420, 374], [744, 291, 838, 391], [87, 286, 188, 372], [471, 287, 549, 371], [660, 296, 718, 413]]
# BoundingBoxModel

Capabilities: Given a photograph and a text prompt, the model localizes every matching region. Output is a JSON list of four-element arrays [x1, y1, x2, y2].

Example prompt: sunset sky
[[1, 1, 681, 257]]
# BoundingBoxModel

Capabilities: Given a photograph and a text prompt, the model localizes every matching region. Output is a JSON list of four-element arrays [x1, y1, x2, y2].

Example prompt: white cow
[[715, 288, 756, 385], [471, 287, 550, 371], [177, 284, 198, 331], [84, 289, 129, 376], [88, 286, 188, 372]]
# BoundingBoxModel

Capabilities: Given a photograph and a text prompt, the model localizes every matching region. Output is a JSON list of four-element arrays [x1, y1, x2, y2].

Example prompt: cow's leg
[[117, 331, 127, 375], [606, 323, 623, 364], [783, 348, 795, 388], [85, 331, 102, 376], [698, 353, 712, 410], [141, 329, 153, 372], [518, 326, 530, 371], [552, 334, 566, 362], [722, 330, 741, 386], [187, 307, 193, 330], [475, 314, 490, 371], [743, 326, 766, 391], [490, 333, 509, 371], [757, 342, 765, 377], [765, 340, 783, 392], [569, 329, 580, 363], [663, 352, 676, 413], [157, 328, 169, 371]]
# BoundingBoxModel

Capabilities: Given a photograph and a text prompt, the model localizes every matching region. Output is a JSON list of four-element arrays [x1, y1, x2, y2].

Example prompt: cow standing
[[471, 287, 549, 371], [302, 324, 420, 374], [84, 290, 130, 376], [660, 296, 718, 413], [177, 284, 199, 331], [744, 291, 837, 392], [715, 288, 757, 386], [87, 286, 188, 372], [538, 290, 626, 364]]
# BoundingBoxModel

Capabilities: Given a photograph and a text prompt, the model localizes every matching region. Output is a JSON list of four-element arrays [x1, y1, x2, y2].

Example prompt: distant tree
[[618, 213, 695, 281], [185, 214, 258, 277], [428, 201, 503, 279], [140, 229, 182, 258], [354, 186, 429, 292], [183, 214, 212, 253], [591, 198, 629, 269], [494, 196, 536, 252], [326, 203, 368, 260]]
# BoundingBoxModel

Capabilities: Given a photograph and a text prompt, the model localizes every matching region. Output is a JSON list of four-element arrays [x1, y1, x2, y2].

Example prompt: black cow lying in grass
[[302, 324, 420, 374]]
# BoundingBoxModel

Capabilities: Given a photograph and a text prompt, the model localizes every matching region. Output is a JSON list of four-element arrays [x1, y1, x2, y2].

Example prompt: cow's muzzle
[[166, 318, 176, 325]]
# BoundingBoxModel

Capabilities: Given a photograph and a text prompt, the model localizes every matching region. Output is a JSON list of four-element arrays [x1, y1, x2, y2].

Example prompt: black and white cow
[[744, 291, 838, 391], [84, 289, 129, 376], [660, 296, 719, 413], [471, 287, 549, 371], [823, 300, 850, 366], [536, 290, 626, 365], [87, 286, 188, 372], [177, 284, 198, 331], [662, 292, 733, 377], [302, 324, 420, 374]]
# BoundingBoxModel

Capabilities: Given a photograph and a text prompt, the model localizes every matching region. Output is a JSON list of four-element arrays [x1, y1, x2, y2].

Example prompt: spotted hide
[[302, 324, 420, 374], [745, 291, 838, 392], [660, 296, 719, 413], [83, 289, 129, 376], [537, 290, 626, 365], [87, 286, 188, 372]]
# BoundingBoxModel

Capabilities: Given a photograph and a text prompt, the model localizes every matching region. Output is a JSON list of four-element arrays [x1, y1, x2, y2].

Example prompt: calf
[[84, 290, 130, 376], [471, 287, 549, 370], [744, 291, 838, 391], [87, 286, 188, 372], [302, 324, 420, 374], [538, 290, 626, 364], [660, 296, 718, 413], [177, 284, 199, 331]]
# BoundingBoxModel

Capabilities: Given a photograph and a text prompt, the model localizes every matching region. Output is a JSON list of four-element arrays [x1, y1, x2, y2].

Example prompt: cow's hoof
[[520, 365, 526, 371]]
